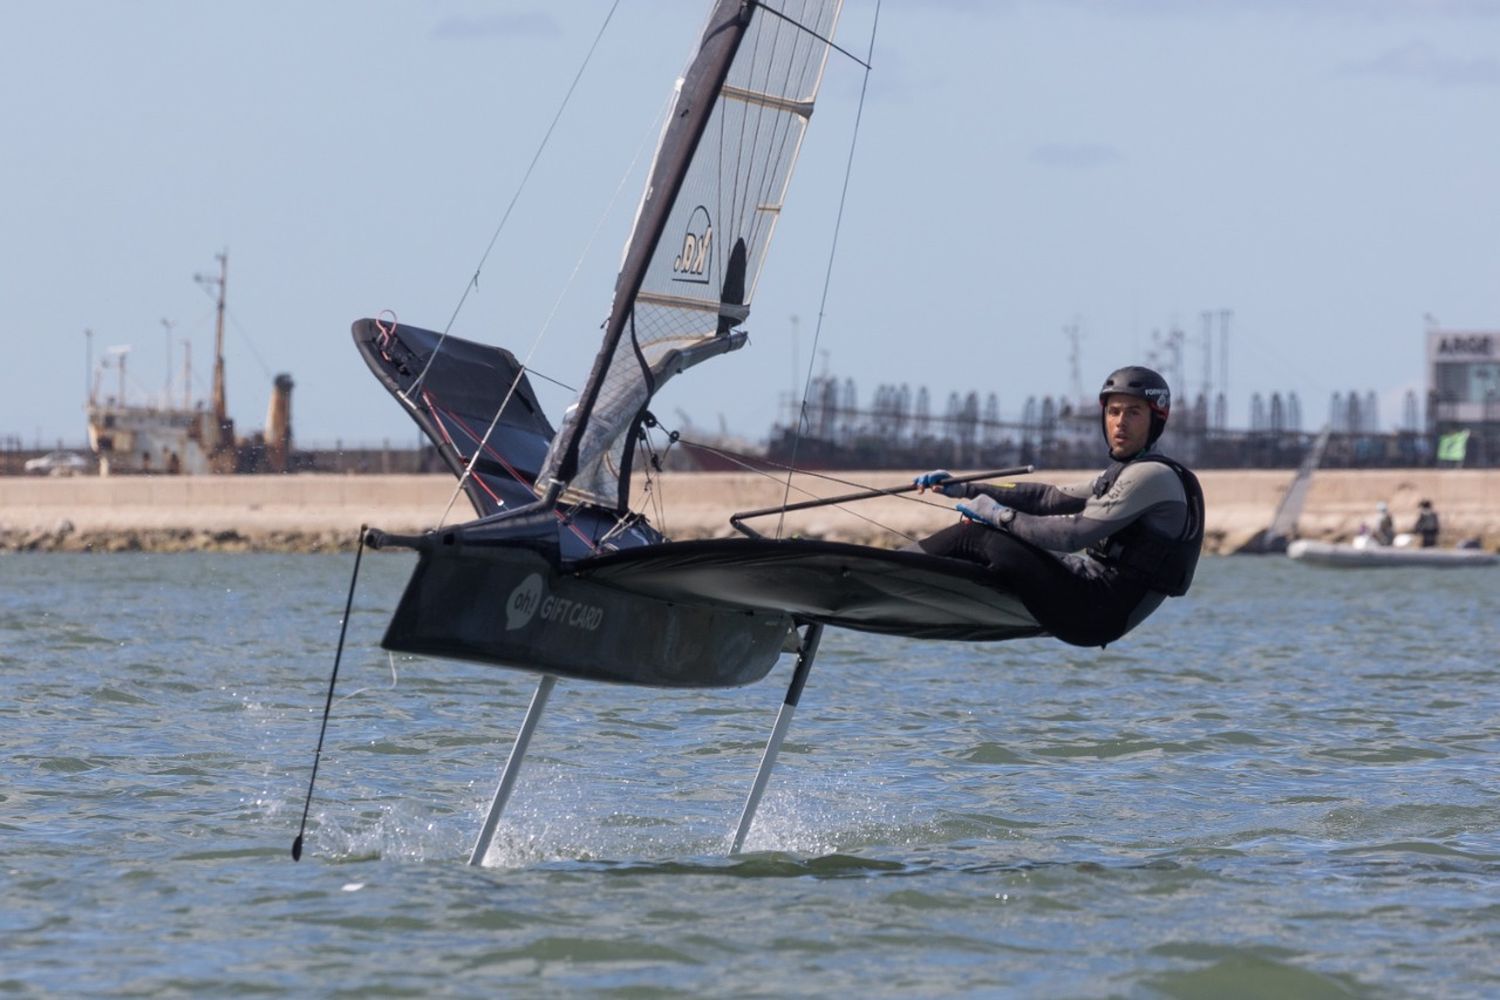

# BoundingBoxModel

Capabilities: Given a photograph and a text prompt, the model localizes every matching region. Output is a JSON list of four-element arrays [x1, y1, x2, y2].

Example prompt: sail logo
[[504, 573, 604, 633], [672, 206, 713, 284]]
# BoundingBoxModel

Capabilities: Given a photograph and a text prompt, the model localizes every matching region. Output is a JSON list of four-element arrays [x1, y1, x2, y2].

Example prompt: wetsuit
[[1413, 509, 1439, 548], [915, 452, 1203, 647]]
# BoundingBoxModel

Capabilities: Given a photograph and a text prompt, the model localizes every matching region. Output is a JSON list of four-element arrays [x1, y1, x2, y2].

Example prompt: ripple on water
[[3, 554, 1499, 997]]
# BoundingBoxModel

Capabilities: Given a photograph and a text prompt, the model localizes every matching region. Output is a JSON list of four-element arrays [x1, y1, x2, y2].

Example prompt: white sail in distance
[[539, 0, 844, 511]]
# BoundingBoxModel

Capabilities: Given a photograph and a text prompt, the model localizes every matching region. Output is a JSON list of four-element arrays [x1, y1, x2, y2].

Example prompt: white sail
[[1265, 425, 1331, 544], [539, 0, 844, 511]]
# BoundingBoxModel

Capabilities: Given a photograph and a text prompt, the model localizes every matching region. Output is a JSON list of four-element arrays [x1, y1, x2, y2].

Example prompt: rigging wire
[[434, 90, 673, 531], [670, 430, 958, 545], [589, 415, 683, 549], [635, 420, 673, 537], [755, 0, 872, 70], [189, 275, 278, 384], [777, 0, 881, 540], [224, 307, 277, 383], [402, 0, 624, 404]]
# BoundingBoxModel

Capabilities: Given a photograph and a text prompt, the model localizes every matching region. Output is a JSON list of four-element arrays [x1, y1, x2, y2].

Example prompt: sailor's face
[[1103, 395, 1151, 458]]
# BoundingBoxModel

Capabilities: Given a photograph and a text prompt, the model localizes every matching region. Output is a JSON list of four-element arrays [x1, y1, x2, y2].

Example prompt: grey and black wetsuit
[[916, 453, 1204, 647]]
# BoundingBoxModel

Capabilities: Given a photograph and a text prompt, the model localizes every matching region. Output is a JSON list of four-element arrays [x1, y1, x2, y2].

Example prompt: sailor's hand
[[914, 469, 964, 497], [956, 495, 1013, 529]]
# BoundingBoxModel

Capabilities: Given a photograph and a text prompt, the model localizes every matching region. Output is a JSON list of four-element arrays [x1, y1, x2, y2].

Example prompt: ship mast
[[196, 250, 236, 472]]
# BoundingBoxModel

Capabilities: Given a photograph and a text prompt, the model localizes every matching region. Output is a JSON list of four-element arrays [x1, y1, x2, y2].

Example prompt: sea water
[[2, 551, 1497, 998]]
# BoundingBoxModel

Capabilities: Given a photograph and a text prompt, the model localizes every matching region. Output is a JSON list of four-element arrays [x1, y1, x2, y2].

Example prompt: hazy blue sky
[[5, 0, 1498, 450]]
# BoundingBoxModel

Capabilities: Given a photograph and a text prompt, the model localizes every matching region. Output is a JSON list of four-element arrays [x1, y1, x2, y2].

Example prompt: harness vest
[[1087, 454, 1204, 597]]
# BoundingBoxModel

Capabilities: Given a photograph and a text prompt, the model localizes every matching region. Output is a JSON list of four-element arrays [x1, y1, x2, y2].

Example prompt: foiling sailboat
[[305, 0, 1047, 865]]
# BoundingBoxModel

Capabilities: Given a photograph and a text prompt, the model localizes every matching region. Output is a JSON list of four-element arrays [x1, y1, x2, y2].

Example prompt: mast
[[546, 0, 757, 496], [197, 250, 236, 472], [162, 318, 174, 409], [212, 251, 229, 456]]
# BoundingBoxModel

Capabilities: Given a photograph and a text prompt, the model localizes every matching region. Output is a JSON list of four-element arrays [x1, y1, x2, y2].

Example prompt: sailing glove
[[914, 470, 966, 497], [956, 495, 1015, 529]]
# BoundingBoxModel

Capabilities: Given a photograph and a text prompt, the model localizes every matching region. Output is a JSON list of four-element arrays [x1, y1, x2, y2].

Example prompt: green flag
[[1436, 429, 1470, 463]]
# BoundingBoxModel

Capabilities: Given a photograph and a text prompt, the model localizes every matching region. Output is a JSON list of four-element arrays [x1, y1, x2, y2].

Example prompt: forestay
[[538, 0, 844, 512]]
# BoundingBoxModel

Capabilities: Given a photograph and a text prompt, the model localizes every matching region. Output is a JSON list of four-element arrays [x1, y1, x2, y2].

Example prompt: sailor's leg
[[731, 623, 824, 854], [909, 521, 993, 562], [973, 532, 1141, 647], [469, 673, 557, 866]]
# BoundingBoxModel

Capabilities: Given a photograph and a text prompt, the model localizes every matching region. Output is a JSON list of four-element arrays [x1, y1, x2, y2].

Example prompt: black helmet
[[1098, 365, 1171, 449]]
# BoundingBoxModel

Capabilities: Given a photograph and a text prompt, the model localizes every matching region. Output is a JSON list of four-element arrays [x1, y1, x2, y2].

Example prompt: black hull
[[580, 538, 1045, 642], [383, 541, 793, 688]]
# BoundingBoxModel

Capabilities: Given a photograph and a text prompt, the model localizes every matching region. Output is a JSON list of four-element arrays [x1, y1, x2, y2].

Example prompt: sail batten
[[634, 290, 753, 320], [537, 0, 844, 512], [721, 83, 815, 118]]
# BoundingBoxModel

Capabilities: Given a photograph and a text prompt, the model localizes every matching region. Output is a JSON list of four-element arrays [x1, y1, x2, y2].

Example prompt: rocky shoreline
[[0, 522, 363, 554], [3, 469, 1496, 555]]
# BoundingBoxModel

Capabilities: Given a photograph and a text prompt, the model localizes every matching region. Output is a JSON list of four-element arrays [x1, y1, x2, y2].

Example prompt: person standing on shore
[[910, 366, 1204, 648], [1412, 499, 1440, 548]]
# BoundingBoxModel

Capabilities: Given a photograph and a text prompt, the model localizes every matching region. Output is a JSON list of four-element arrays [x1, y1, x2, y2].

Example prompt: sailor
[[1412, 499, 1440, 548], [911, 365, 1204, 648], [1371, 502, 1395, 546]]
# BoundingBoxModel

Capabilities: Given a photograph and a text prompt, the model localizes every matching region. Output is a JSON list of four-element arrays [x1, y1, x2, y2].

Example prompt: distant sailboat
[[1236, 426, 1329, 554]]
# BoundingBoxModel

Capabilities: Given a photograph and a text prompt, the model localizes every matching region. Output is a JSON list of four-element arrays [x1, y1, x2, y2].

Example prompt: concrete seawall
[[2, 469, 1496, 552]]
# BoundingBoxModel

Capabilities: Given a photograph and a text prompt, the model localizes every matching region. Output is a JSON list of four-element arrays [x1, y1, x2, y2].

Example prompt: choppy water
[[3, 551, 1498, 997]]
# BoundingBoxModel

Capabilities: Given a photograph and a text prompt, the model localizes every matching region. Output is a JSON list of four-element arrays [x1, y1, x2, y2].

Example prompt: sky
[[4, 0, 1499, 451]]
